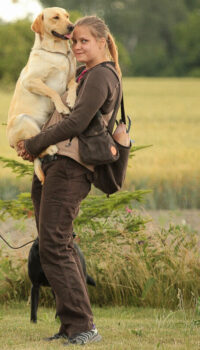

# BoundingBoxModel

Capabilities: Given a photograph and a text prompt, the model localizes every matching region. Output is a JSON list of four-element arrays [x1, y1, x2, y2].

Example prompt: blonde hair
[[74, 16, 121, 78]]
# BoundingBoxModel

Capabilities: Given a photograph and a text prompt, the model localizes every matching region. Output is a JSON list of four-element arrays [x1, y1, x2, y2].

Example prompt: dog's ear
[[31, 13, 44, 34]]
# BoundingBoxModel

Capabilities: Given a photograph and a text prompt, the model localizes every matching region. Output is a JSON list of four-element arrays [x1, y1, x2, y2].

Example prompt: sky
[[0, 0, 43, 22]]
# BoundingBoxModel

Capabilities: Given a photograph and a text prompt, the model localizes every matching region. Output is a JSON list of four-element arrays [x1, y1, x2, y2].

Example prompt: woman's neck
[[85, 56, 109, 70]]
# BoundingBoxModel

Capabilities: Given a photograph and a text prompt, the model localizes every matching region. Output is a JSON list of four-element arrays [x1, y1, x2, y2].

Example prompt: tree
[[38, 0, 189, 76], [173, 11, 200, 76], [0, 20, 34, 82], [129, 0, 187, 76], [183, 0, 200, 11], [1, 0, 200, 78]]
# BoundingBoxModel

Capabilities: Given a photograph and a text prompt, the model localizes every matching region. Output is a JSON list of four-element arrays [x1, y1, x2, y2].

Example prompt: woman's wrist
[[24, 136, 43, 158]]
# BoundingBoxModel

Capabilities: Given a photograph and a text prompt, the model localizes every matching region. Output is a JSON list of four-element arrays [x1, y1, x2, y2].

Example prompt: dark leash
[[0, 231, 77, 249], [0, 233, 35, 249]]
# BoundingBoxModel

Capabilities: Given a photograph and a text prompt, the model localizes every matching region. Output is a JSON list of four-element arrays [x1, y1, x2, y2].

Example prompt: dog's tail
[[34, 158, 45, 185], [86, 274, 96, 287]]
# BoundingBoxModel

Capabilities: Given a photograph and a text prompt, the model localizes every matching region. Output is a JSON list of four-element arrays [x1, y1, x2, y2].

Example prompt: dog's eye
[[53, 16, 59, 20]]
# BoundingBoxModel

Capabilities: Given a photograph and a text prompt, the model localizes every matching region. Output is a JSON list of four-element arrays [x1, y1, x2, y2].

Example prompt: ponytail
[[107, 33, 121, 78]]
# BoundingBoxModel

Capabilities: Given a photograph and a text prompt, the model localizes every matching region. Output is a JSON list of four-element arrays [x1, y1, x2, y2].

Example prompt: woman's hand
[[17, 140, 35, 162]]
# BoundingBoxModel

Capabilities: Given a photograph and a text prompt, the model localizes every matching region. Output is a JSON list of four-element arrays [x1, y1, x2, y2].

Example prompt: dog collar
[[32, 48, 71, 58]]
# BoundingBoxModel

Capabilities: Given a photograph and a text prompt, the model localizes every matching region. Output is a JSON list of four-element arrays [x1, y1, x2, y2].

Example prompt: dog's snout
[[67, 24, 74, 33]]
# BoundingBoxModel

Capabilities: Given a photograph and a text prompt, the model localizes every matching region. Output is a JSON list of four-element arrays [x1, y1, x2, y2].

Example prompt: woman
[[17, 16, 122, 346]]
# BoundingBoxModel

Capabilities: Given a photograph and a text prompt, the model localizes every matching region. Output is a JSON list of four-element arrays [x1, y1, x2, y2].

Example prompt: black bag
[[93, 95, 131, 195], [78, 110, 119, 165]]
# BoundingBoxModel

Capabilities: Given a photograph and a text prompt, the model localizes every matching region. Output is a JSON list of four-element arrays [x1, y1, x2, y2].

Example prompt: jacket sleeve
[[25, 69, 109, 157]]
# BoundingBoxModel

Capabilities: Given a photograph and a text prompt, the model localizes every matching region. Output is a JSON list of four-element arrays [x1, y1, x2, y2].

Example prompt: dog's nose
[[67, 24, 74, 33]]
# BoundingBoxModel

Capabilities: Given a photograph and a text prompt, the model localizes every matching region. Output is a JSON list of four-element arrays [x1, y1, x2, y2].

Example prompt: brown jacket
[[25, 62, 121, 162]]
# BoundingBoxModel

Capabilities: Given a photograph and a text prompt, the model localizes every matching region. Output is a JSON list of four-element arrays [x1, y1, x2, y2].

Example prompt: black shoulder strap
[[100, 62, 126, 125], [120, 95, 126, 124]]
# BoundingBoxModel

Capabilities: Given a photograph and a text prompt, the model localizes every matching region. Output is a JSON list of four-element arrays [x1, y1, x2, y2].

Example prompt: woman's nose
[[73, 41, 81, 50]]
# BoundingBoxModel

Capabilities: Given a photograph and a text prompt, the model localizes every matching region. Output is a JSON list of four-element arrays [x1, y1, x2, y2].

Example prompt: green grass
[[0, 302, 200, 350], [0, 78, 200, 207]]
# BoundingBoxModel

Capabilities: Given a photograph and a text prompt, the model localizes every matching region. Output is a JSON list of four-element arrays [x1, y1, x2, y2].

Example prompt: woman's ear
[[98, 37, 107, 50]]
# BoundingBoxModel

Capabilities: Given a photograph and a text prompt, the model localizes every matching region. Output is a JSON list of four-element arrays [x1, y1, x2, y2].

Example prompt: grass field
[[0, 78, 200, 207], [124, 78, 200, 208], [0, 302, 200, 350]]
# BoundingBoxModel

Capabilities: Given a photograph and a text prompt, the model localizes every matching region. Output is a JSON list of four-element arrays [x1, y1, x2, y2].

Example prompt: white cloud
[[0, 0, 43, 22]]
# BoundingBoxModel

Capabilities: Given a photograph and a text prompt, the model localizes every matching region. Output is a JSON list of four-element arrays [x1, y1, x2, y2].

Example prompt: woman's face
[[72, 25, 106, 69]]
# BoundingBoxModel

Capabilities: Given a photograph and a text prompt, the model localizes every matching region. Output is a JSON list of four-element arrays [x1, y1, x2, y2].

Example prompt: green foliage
[[173, 11, 200, 76], [0, 145, 148, 180], [0, 188, 149, 222], [0, 193, 33, 220], [38, 0, 200, 77], [0, 144, 150, 219], [67, 10, 82, 24], [0, 20, 34, 82], [0, 157, 33, 178], [76, 190, 150, 226], [0, 1, 200, 77], [116, 40, 132, 76], [0, 252, 30, 303]]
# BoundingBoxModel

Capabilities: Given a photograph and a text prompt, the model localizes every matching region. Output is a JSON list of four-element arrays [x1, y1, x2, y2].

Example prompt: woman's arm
[[25, 68, 110, 157]]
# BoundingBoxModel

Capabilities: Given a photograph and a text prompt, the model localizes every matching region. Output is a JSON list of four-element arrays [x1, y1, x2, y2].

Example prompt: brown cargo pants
[[31, 156, 94, 337]]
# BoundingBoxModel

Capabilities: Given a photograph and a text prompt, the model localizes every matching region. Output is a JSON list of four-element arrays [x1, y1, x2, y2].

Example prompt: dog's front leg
[[66, 78, 77, 110], [23, 78, 70, 115]]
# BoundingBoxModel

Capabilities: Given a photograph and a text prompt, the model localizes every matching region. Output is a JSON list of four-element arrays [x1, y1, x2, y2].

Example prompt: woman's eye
[[81, 39, 88, 43]]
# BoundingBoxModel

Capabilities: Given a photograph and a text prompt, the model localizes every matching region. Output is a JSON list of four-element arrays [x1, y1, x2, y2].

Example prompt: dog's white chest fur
[[45, 53, 69, 95], [33, 49, 70, 95]]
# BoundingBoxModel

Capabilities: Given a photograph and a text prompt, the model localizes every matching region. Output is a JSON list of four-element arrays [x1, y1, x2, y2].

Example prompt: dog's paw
[[46, 145, 58, 155], [40, 145, 58, 158], [55, 102, 70, 115], [66, 90, 76, 109], [65, 97, 75, 110]]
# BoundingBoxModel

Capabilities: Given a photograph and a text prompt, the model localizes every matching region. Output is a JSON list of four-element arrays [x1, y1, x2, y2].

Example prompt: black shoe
[[44, 332, 68, 341], [64, 327, 102, 345]]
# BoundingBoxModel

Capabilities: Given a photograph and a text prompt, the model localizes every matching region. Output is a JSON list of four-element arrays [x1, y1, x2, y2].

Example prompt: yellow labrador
[[7, 7, 77, 184]]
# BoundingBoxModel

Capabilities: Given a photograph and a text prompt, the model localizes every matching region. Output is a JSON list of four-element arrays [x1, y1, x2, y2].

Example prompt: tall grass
[[1, 209, 199, 309], [0, 78, 200, 208], [78, 212, 200, 309]]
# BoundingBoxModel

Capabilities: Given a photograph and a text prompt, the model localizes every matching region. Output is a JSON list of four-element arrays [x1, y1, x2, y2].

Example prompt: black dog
[[28, 236, 95, 323]]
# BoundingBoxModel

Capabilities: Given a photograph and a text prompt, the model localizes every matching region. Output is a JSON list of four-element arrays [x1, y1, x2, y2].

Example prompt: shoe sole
[[65, 334, 102, 345], [89, 334, 102, 343]]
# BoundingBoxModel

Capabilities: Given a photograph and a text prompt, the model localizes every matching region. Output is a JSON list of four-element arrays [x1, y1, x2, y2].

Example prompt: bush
[[0, 20, 34, 83], [0, 207, 199, 309]]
